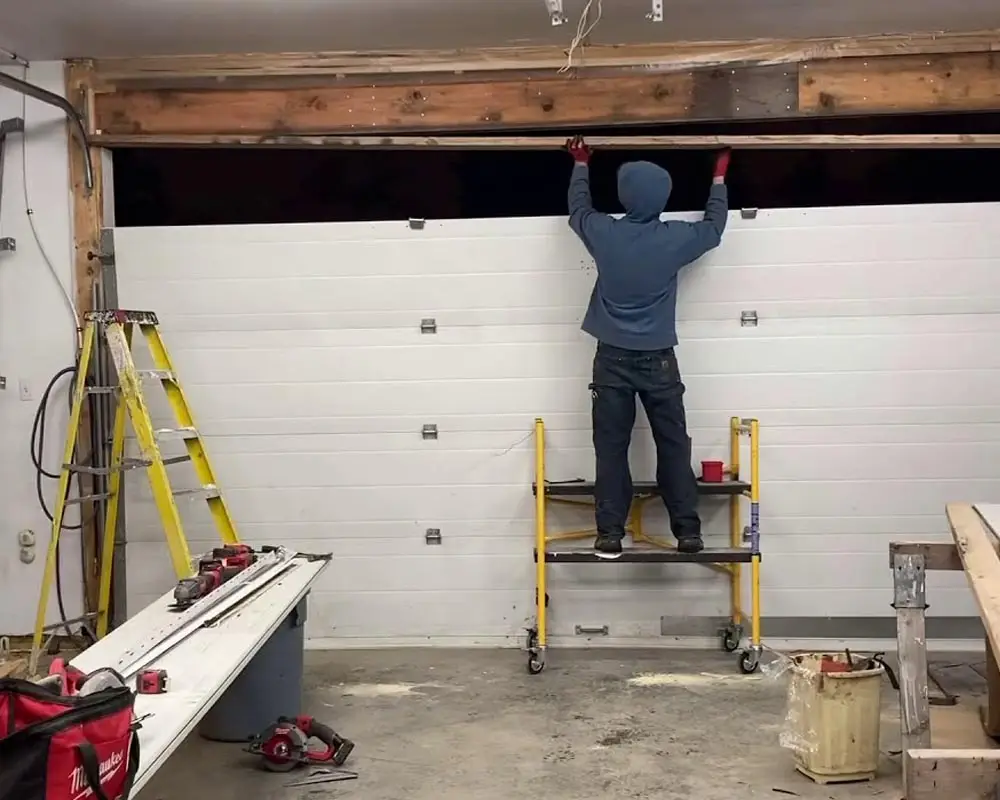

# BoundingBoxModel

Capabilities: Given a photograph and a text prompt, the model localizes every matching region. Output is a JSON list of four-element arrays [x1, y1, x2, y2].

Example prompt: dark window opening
[[113, 112, 1000, 227]]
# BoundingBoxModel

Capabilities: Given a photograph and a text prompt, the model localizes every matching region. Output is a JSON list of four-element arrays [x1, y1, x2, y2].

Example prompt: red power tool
[[136, 669, 169, 694], [170, 545, 259, 610], [246, 716, 355, 772]]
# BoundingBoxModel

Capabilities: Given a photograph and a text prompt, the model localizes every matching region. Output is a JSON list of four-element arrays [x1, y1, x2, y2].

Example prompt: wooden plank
[[890, 542, 964, 572], [65, 62, 104, 617], [983, 635, 1000, 738], [93, 73, 696, 136], [92, 50, 1000, 137], [905, 749, 1000, 800], [0, 658, 26, 679], [800, 52, 1000, 115], [894, 552, 932, 779], [86, 29, 1000, 84], [948, 503, 1000, 676], [89, 131, 1000, 150]]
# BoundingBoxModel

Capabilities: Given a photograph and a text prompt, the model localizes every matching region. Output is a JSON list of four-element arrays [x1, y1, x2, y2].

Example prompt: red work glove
[[566, 135, 591, 165], [713, 148, 731, 184]]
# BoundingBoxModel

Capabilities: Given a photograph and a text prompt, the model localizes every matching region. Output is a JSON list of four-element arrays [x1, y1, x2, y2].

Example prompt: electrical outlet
[[18, 379, 31, 401]]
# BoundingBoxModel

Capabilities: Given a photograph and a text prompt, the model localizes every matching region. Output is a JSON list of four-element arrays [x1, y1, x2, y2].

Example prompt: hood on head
[[617, 161, 672, 222]]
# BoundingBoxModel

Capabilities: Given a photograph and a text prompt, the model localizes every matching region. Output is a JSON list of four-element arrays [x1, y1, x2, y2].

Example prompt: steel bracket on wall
[[544, 0, 567, 25], [0, 116, 25, 253]]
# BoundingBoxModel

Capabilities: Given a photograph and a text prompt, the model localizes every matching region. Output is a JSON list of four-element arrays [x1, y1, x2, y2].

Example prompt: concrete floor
[[139, 650, 932, 800], [137, 648, 938, 800]]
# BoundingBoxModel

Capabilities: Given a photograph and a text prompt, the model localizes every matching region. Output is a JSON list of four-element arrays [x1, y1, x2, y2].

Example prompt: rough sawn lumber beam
[[947, 503, 1000, 662], [86, 29, 1000, 83], [90, 133, 1000, 149], [91, 51, 1000, 138], [905, 749, 1000, 800]]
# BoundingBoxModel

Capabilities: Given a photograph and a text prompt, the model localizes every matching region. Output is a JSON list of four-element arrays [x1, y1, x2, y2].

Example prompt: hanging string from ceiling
[[558, 0, 604, 74]]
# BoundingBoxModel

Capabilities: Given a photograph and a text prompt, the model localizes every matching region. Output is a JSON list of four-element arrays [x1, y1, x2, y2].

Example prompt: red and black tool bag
[[0, 677, 140, 800]]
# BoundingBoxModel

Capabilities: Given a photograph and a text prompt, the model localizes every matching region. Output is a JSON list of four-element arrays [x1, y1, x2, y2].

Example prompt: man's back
[[568, 160, 728, 350]]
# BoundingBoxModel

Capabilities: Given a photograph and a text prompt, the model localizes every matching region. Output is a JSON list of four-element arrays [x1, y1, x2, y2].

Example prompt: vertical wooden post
[[894, 551, 931, 796], [981, 636, 1000, 737], [65, 61, 105, 617]]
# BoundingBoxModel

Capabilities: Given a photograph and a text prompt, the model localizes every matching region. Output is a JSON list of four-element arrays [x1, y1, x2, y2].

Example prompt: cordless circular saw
[[246, 716, 355, 772]]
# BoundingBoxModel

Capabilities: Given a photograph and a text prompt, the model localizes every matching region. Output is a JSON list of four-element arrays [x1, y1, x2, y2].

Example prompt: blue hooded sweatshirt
[[568, 160, 728, 351]]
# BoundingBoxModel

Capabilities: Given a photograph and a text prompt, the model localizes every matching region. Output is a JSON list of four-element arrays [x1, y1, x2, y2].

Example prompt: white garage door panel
[[113, 440, 1000, 489], [122, 256, 1000, 315], [138, 332, 1000, 383], [135, 370, 1000, 418], [114, 202, 1000, 644]]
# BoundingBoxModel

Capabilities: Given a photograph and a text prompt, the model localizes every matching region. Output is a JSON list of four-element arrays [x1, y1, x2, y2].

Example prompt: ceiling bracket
[[544, 0, 567, 25], [646, 0, 664, 21]]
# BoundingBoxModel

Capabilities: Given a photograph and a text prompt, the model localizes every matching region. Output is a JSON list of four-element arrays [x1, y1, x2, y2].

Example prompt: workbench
[[71, 553, 329, 795], [891, 503, 1000, 800]]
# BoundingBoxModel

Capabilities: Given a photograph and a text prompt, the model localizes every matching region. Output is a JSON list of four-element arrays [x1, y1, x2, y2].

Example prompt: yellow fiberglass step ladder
[[30, 309, 242, 675]]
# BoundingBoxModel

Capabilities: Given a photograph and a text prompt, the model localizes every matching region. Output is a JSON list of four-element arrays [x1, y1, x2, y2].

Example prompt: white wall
[[0, 61, 80, 635], [112, 202, 1000, 647]]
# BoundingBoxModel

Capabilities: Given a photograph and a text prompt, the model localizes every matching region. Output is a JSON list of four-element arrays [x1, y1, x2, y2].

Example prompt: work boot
[[677, 536, 704, 554], [594, 534, 623, 560]]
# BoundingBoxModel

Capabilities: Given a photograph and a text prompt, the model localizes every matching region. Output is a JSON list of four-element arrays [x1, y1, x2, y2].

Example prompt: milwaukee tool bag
[[0, 675, 140, 800]]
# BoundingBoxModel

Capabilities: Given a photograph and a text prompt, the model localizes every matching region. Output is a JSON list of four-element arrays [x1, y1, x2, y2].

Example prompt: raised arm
[[566, 136, 612, 252], [672, 149, 731, 264]]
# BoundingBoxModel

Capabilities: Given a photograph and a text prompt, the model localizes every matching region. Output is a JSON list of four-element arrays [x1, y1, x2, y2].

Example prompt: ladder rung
[[63, 454, 191, 475], [173, 485, 220, 500], [155, 426, 199, 441], [138, 369, 175, 381], [65, 492, 113, 505], [86, 386, 118, 395], [64, 457, 150, 475]]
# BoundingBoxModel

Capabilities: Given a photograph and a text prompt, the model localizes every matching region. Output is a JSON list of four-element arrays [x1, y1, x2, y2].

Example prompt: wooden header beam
[[86, 29, 1000, 85], [91, 133, 1000, 149], [91, 51, 1000, 139]]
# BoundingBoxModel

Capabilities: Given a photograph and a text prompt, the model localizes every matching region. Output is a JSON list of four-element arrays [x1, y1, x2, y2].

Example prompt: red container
[[701, 460, 724, 483]]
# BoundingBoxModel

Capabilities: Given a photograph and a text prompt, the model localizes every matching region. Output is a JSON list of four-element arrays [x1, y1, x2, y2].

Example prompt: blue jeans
[[590, 342, 701, 542]]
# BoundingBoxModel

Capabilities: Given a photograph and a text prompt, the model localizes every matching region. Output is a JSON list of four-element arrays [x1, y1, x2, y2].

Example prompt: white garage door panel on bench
[[114, 202, 1000, 645]]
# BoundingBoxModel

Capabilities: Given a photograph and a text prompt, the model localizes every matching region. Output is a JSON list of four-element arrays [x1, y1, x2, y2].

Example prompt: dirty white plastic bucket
[[782, 653, 884, 784]]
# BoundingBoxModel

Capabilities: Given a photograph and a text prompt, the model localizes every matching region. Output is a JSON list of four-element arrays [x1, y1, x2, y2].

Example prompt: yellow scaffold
[[527, 416, 762, 674]]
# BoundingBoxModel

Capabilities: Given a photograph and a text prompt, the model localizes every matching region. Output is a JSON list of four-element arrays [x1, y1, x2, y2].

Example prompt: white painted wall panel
[[0, 62, 81, 634], [113, 202, 1000, 644]]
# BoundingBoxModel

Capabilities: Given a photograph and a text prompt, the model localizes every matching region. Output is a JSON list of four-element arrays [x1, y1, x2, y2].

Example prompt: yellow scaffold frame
[[527, 416, 761, 674]]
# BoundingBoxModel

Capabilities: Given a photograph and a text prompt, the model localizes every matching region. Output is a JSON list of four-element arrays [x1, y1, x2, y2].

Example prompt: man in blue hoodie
[[566, 136, 730, 559]]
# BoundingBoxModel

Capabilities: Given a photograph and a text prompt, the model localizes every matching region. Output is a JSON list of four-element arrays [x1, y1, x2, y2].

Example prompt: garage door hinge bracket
[[420, 318, 437, 334], [740, 208, 759, 220], [740, 310, 758, 327], [408, 218, 425, 230], [425, 528, 442, 545], [575, 625, 609, 636], [421, 424, 438, 440], [544, 0, 567, 25]]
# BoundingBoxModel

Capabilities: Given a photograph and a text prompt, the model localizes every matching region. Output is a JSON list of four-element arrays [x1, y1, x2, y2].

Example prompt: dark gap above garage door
[[113, 112, 1000, 227]]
